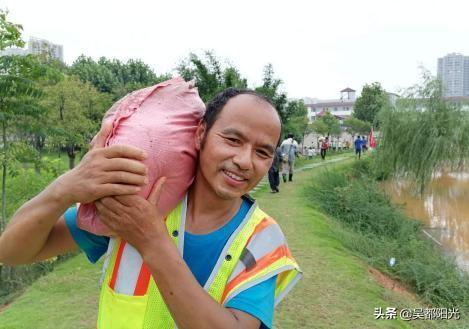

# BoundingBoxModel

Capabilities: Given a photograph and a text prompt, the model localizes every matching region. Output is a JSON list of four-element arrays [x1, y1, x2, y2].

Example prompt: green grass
[[0, 153, 463, 328]]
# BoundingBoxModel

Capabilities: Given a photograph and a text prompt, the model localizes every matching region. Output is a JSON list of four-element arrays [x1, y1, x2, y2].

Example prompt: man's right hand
[[57, 122, 149, 205]]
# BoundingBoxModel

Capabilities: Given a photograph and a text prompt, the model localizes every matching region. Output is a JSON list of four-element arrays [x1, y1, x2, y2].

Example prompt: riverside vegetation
[[308, 156, 469, 316]]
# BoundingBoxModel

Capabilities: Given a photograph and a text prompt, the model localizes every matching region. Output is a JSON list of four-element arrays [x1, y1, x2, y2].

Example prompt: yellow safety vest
[[97, 195, 302, 328]]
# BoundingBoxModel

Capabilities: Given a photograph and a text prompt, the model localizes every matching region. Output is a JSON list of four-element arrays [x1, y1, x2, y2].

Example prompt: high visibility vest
[[97, 195, 302, 329]]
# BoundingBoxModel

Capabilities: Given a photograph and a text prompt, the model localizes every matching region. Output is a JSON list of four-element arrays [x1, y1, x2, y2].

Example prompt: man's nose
[[233, 146, 253, 170]]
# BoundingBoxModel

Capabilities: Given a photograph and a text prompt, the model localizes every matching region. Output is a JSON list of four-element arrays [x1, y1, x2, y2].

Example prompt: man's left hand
[[95, 177, 167, 255]]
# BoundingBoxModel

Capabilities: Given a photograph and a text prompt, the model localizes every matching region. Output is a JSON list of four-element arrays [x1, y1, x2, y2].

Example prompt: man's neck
[[185, 176, 243, 235]]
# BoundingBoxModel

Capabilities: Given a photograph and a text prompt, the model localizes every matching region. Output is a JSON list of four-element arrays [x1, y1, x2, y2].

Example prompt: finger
[[100, 196, 128, 212], [99, 184, 141, 197], [103, 158, 148, 175], [103, 171, 148, 186], [103, 145, 147, 160], [95, 200, 119, 229], [113, 194, 140, 207], [92, 121, 114, 149], [148, 177, 166, 206]]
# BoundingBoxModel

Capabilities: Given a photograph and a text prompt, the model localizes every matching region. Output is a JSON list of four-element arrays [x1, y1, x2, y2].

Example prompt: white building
[[437, 53, 469, 97], [0, 37, 64, 62], [304, 87, 356, 123]]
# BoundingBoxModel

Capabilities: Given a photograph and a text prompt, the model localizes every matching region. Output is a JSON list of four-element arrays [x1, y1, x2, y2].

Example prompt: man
[[0, 88, 301, 329], [320, 137, 329, 160], [280, 133, 298, 182], [354, 135, 363, 159], [268, 146, 282, 193]]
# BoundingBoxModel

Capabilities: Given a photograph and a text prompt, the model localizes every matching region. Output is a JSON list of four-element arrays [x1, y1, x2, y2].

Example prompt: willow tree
[[376, 72, 469, 192]]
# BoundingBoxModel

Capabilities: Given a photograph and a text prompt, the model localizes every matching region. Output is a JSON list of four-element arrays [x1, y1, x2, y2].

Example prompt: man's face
[[195, 94, 281, 200]]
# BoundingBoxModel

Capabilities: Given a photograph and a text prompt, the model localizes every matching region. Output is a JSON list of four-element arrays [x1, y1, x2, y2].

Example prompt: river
[[384, 172, 469, 271]]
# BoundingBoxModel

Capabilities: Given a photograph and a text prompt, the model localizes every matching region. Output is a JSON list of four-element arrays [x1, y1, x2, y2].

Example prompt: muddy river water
[[383, 172, 469, 271]]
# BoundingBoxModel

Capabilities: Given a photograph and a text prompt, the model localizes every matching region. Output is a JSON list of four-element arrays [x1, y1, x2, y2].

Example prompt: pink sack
[[77, 77, 205, 236]]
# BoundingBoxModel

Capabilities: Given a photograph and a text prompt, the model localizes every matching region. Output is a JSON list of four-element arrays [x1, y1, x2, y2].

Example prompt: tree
[[0, 10, 24, 50], [353, 82, 388, 126], [42, 76, 110, 169], [71, 56, 168, 100], [255, 64, 288, 123], [282, 100, 308, 143], [310, 112, 341, 137], [0, 11, 49, 231], [377, 72, 469, 192], [177, 51, 247, 102], [343, 117, 371, 137]]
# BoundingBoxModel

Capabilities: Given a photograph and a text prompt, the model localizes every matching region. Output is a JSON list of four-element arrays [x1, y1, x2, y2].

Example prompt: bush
[[307, 158, 469, 309]]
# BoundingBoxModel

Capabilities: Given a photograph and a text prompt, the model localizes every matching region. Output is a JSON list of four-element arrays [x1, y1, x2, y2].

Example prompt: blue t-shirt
[[65, 199, 275, 328], [354, 139, 363, 150]]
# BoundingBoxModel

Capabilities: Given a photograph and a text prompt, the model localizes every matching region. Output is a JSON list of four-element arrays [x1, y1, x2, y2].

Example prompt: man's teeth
[[224, 170, 244, 181]]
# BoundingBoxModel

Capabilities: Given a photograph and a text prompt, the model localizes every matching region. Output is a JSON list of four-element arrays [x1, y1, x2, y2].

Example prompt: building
[[437, 53, 469, 97], [304, 87, 356, 123], [0, 37, 64, 62]]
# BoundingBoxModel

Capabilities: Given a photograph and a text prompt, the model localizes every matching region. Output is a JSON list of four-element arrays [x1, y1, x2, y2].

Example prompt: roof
[[341, 87, 355, 92], [307, 101, 355, 108], [315, 110, 350, 119]]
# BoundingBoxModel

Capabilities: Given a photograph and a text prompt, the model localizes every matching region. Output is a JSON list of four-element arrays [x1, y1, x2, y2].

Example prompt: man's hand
[[56, 121, 149, 205], [95, 177, 167, 255]]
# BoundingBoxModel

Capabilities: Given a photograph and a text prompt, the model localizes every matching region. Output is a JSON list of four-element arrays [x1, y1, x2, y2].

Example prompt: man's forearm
[[142, 236, 250, 329], [0, 176, 73, 265]]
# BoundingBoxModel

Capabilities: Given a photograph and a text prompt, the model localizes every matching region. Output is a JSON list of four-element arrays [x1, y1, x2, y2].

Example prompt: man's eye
[[226, 137, 240, 144], [257, 150, 270, 158]]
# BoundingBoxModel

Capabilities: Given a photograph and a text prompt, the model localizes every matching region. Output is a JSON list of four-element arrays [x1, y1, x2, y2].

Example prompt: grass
[[0, 152, 463, 328]]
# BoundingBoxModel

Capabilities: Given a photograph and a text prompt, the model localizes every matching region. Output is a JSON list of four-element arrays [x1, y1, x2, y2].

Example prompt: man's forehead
[[218, 94, 280, 124]]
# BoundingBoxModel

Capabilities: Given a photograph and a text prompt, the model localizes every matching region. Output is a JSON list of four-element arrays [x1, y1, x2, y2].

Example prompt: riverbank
[[0, 154, 457, 328]]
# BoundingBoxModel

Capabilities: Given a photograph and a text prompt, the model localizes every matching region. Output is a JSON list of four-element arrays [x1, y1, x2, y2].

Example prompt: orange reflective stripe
[[221, 244, 288, 303], [134, 263, 151, 296], [109, 240, 126, 289], [245, 217, 276, 246]]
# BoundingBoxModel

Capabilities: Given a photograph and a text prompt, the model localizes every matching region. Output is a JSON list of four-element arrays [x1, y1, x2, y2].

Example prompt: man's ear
[[195, 122, 206, 151]]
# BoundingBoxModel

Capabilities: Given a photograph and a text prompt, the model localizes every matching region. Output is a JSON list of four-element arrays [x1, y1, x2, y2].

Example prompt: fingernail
[[144, 177, 149, 184]]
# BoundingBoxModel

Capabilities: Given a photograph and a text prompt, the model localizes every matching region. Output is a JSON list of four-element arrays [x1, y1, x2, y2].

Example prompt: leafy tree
[[255, 64, 288, 122], [0, 11, 49, 231], [353, 82, 389, 126], [343, 117, 371, 137], [177, 51, 247, 102], [42, 76, 110, 169], [377, 72, 469, 192], [71, 56, 167, 100], [311, 112, 341, 137], [283, 100, 308, 143], [0, 10, 24, 50], [71, 55, 117, 93]]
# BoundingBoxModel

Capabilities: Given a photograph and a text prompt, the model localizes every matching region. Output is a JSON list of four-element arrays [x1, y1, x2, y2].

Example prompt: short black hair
[[203, 88, 281, 136], [287, 133, 294, 139]]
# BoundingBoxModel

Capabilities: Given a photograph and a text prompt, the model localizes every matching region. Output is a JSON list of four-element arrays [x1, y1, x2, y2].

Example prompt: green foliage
[[343, 117, 371, 136], [282, 100, 308, 141], [255, 63, 288, 122], [376, 72, 469, 192], [41, 76, 111, 168], [177, 51, 247, 102], [310, 111, 341, 137], [71, 55, 168, 100], [0, 10, 24, 51], [353, 82, 389, 126], [307, 158, 469, 309]]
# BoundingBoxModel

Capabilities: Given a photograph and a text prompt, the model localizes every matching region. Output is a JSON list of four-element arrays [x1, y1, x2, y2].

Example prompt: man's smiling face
[[195, 94, 281, 200]]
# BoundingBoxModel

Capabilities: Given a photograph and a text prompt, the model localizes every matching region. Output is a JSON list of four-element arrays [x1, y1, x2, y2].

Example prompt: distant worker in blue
[[354, 135, 363, 159]]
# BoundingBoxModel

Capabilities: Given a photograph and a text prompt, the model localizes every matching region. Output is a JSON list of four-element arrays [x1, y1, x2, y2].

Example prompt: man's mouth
[[222, 169, 247, 182]]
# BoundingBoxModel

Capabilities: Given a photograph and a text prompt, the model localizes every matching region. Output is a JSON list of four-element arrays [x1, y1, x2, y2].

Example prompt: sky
[[2, 0, 469, 99]]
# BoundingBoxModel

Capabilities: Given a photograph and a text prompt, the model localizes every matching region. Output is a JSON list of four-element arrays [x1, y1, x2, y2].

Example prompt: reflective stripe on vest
[[97, 194, 302, 329]]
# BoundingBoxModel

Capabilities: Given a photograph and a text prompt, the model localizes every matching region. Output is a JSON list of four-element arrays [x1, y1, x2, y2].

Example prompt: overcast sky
[[3, 0, 469, 99]]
